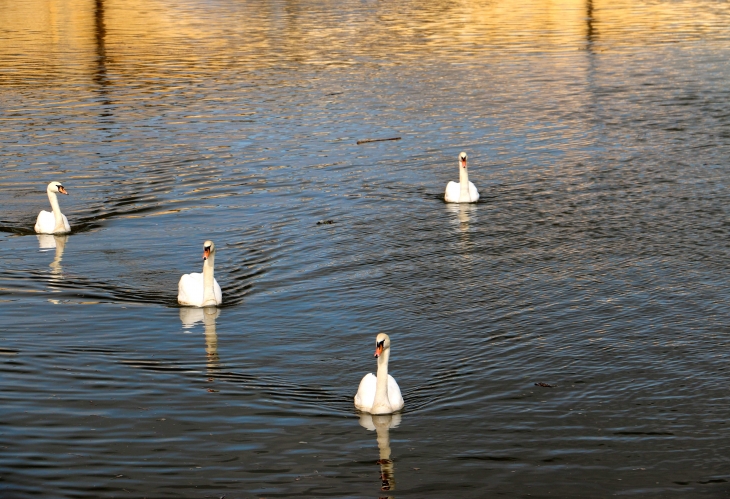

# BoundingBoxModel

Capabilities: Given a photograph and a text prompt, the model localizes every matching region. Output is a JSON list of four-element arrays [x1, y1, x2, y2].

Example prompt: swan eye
[[204, 246, 211, 251], [376, 340, 384, 348]]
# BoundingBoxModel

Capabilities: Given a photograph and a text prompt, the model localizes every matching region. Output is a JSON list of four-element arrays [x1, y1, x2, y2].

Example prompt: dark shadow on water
[[586, 0, 595, 52], [94, 0, 113, 116]]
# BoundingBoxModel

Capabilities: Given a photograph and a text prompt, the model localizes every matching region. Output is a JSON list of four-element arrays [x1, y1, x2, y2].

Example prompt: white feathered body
[[354, 373, 404, 414], [177, 272, 222, 307], [444, 180, 479, 203], [34, 210, 70, 234]]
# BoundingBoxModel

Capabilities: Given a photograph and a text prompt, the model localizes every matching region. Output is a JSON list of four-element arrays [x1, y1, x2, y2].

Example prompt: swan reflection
[[359, 412, 401, 494], [446, 202, 476, 233], [179, 307, 221, 372], [37, 234, 68, 279], [446, 203, 476, 260]]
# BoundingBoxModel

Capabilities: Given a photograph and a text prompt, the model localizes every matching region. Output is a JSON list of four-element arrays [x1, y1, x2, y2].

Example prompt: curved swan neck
[[202, 253, 217, 306], [373, 348, 391, 406], [48, 190, 64, 230], [459, 165, 470, 201]]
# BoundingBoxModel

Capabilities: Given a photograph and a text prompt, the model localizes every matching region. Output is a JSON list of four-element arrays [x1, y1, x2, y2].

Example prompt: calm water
[[2, 0, 730, 497]]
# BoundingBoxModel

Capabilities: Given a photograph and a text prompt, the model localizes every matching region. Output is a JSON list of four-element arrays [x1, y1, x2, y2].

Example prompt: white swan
[[354, 333, 404, 415], [177, 240, 223, 307], [444, 152, 480, 203], [35, 181, 71, 234]]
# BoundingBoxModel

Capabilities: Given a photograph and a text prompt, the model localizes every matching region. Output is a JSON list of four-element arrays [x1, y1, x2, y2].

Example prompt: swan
[[177, 240, 223, 307], [35, 181, 71, 234], [354, 333, 404, 415], [444, 152, 480, 203]]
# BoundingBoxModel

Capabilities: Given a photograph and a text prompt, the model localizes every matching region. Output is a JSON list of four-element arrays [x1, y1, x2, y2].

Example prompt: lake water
[[2, 0, 730, 497]]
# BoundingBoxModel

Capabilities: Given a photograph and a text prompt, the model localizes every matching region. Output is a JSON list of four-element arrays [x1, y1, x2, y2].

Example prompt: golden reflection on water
[[1, 0, 728, 85]]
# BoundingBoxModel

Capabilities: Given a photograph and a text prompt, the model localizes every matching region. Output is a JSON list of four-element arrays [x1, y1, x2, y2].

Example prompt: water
[[2, 0, 730, 496]]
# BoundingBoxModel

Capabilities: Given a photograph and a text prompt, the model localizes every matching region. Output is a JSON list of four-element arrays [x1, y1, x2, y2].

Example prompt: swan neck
[[459, 166, 470, 201], [48, 190, 64, 229], [202, 254, 216, 306], [374, 349, 390, 403]]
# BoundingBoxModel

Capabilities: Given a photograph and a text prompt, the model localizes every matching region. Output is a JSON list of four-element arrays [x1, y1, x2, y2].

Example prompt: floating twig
[[317, 220, 335, 225], [356, 137, 401, 145], [534, 382, 555, 388]]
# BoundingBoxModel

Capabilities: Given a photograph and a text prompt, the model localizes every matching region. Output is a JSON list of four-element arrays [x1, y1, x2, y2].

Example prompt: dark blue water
[[2, 0, 730, 496]]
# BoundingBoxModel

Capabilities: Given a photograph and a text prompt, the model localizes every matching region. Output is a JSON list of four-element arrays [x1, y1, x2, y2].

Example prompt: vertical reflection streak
[[359, 413, 401, 496], [203, 308, 221, 372], [180, 308, 222, 374], [37, 234, 68, 293], [94, 0, 112, 113], [586, 0, 595, 51], [447, 203, 476, 261]]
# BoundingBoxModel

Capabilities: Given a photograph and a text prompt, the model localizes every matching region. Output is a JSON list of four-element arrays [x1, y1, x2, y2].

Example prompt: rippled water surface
[[2, 0, 730, 497]]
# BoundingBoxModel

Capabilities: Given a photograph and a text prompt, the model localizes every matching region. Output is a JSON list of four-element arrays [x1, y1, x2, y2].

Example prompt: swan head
[[47, 181, 68, 195], [203, 240, 215, 260], [459, 152, 468, 169], [374, 333, 391, 358]]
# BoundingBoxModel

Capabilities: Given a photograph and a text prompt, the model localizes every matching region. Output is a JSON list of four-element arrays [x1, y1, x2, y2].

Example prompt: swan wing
[[178, 272, 204, 307], [61, 213, 71, 232], [445, 181, 460, 203], [387, 374, 404, 411], [354, 373, 376, 411], [35, 210, 56, 234], [468, 181, 480, 202], [213, 278, 223, 305]]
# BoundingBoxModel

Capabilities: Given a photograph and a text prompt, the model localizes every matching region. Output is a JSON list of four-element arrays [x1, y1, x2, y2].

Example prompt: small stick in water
[[356, 137, 401, 145]]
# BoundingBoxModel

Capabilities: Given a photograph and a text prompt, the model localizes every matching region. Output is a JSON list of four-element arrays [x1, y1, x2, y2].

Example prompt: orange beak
[[203, 247, 211, 260], [460, 160, 467, 168], [374, 344, 383, 358], [58, 186, 69, 195]]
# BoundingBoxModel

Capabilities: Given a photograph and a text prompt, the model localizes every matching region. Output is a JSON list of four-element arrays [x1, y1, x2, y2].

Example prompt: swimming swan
[[444, 152, 479, 203], [177, 240, 223, 307], [35, 181, 71, 234], [354, 333, 404, 415]]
